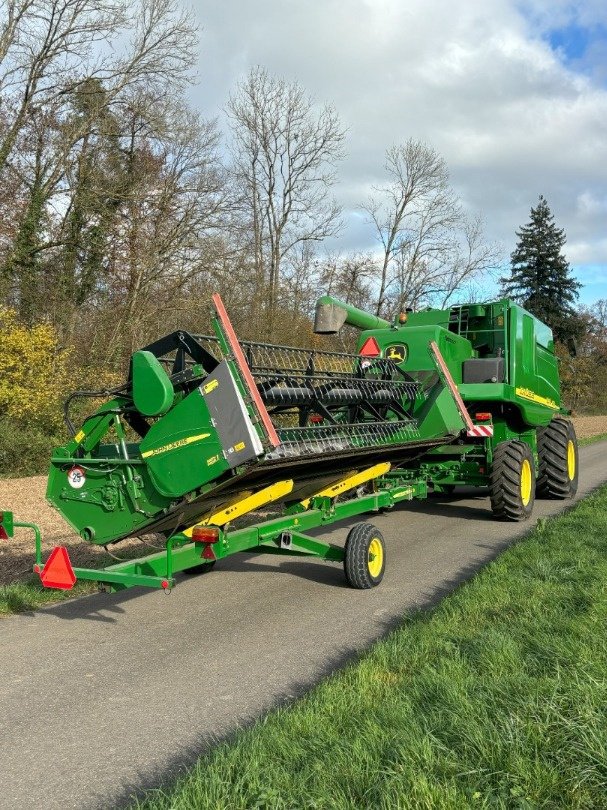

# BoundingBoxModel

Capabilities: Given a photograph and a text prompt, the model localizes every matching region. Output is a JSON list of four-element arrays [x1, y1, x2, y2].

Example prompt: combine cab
[[9, 293, 578, 594]]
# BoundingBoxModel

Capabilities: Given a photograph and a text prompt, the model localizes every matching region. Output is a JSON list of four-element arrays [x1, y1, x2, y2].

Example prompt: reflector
[[359, 337, 381, 357], [40, 546, 76, 590]]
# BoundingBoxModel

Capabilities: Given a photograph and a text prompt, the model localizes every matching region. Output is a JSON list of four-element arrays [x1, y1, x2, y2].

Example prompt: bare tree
[[94, 96, 229, 358], [591, 299, 607, 338], [0, 0, 202, 330], [320, 253, 375, 311], [227, 67, 345, 329], [364, 139, 498, 315], [0, 0, 197, 171]]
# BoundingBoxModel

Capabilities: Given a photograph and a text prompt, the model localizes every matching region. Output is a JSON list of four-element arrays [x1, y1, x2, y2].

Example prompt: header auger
[[6, 292, 578, 594]]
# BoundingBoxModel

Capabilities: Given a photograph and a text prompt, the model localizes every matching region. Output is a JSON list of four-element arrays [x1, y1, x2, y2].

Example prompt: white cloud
[[576, 191, 607, 216], [517, 0, 607, 31], [190, 0, 607, 296]]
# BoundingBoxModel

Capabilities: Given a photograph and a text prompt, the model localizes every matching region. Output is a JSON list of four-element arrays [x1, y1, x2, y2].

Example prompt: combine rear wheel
[[489, 440, 535, 521], [344, 523, 386, 589], [537, 418, 579, 499]]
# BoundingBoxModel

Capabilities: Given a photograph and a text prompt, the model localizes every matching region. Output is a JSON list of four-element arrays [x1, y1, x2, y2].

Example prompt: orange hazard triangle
[[40, 546, 77, 590], [359, 337, 381, 357]]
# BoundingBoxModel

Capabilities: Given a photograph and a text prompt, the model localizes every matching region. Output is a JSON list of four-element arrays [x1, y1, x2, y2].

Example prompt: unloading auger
[[2, 292, 579, 593]]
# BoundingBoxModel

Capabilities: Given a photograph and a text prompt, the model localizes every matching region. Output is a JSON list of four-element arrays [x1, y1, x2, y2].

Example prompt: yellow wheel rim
[[567, 440, 576, 480], [520, 459, 532, 507], [368, 538, 383, 578]]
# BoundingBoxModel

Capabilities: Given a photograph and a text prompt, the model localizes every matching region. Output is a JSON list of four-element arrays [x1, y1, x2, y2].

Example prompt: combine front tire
[[489, 440, 535, 521], [537, 418, 579, 499], [344, 523, 386, 589]]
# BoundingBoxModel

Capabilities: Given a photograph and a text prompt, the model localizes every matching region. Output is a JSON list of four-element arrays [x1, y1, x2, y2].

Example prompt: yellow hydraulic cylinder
[[299, 462, 391, 508], [184, 479, 295, 534]]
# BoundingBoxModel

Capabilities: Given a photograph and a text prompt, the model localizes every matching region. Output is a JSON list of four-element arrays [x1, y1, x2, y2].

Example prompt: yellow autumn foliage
[[0, 308, 71, 431]]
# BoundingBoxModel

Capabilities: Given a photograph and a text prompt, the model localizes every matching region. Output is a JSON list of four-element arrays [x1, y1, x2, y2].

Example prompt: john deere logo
[[386, 344, 407, 363]]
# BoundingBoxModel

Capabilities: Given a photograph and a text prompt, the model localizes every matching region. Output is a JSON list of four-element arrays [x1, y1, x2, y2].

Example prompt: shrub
[[0, 308, 71, 432], [0, 310, 126, 477], [0, 418, 61, 476]]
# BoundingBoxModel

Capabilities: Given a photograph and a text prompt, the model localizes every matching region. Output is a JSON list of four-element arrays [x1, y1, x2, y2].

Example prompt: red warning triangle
[[359, 337, 381, 357], [40, 546, 77, 590]]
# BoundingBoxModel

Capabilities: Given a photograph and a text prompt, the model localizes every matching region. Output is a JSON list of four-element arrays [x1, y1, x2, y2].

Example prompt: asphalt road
[[1, 440, 606, 810]]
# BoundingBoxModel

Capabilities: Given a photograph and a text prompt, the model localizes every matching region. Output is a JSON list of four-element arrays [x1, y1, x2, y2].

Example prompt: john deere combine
[[2, 293, 578, 592]]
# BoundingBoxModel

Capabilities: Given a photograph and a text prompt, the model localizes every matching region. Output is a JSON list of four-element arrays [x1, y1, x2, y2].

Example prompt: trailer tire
[[344, 523, 386, 589], [536, 418, 578, 499], [489, 440, 535, 521], [183, 560, 216, 575]]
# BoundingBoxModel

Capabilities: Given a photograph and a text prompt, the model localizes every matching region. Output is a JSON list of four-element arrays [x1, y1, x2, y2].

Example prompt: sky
[[187, 0, 607, 307]]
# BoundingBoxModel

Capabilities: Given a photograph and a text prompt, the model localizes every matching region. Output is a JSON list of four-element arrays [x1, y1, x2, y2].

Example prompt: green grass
[[579, 432, 607, 446], [0, 577, 96, 615], [133, 486, 607, 810]]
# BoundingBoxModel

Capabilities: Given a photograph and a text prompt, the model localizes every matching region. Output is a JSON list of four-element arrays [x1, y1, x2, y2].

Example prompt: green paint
[[131, 351, 174, 417], [23, 478, 428, 592], [26, 294, 569, 591]]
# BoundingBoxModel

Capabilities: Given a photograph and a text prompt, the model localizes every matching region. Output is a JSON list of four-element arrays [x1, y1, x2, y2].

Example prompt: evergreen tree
[[501, 195, 582, 343]]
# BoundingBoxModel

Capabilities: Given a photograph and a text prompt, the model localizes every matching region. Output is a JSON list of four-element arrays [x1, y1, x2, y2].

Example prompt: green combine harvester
[[1, 293, 578, 593]]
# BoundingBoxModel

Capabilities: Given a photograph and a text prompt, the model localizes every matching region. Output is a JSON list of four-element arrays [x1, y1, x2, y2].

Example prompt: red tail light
[[192, 526, 220, 543]]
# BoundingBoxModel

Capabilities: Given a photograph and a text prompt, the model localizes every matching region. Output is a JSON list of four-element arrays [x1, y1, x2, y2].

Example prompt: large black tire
[[489, 440, 535, 521], [536, 418, 579, 499], [344, 523, 386, 589]]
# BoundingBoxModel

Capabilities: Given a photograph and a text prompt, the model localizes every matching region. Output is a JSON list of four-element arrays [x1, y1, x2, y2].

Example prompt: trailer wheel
[[344, 523, 386, 589], [536, 418, 579, 499], [489, 440, 535, 521], [183, 561, 216, 575]]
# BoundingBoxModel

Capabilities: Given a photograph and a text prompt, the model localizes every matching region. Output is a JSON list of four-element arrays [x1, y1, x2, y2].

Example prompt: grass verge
[[0, 577, 96, 615], [579, 432, 607, 446], [134, 485, 607, 810]]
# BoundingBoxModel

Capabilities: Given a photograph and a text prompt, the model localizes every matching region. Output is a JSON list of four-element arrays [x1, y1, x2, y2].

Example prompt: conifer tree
[[500, 196, 582, 343]]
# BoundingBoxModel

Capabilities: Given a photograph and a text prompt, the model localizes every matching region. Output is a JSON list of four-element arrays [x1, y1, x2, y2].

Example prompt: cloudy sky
[[188, 0, 607, 306]]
